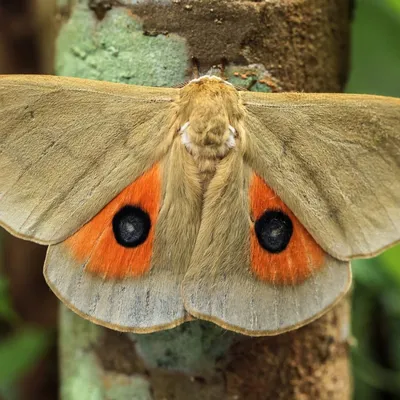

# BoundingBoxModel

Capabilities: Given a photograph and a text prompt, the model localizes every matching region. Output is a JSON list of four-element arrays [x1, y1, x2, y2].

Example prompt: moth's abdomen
[[250, 174, 325, 285], [65, 164, 161, 279]]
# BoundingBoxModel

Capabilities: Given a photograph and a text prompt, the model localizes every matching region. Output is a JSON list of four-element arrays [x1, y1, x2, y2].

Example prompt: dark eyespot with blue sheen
[[112, 206, 150, 248], [255, 210, 293, 253]]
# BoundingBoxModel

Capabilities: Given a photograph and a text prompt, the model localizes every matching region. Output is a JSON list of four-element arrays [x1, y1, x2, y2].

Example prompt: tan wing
[[182, 151, 351, 336], [45, 139, 202, 332], [0, 75, 178, 244], [241, 92, 400, 260]]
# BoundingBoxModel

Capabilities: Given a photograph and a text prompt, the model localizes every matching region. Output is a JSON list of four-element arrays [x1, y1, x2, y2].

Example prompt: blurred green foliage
[[0, 328, 49, 391], [0, 0, 399, 398], [347, 0, 400, 96], [0, 275, 18, 324], [347, 1, 400, 398], [0, 232, 50, 399]]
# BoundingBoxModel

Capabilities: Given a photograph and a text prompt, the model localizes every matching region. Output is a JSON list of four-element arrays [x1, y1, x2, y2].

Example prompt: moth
[[0, 74, 399, 336]]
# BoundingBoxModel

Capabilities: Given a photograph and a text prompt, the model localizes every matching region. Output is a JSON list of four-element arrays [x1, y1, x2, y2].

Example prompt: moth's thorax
[[176, 76, 245, 177]]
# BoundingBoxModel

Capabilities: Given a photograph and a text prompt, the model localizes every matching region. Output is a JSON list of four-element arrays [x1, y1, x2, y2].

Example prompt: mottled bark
[[56, 1, 352, 399]]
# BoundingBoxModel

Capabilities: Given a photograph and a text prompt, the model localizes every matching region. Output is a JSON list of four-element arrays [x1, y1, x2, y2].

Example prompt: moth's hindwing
[[45, 140, 203, 332], [182, 153, 351, 336]]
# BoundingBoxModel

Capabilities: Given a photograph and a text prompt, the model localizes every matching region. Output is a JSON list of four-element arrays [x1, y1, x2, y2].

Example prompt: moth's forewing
[[0, 75, 177, 244], [242, 91, 400, 260]]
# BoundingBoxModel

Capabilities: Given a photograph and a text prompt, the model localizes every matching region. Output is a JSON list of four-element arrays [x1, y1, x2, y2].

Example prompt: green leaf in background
[[347, 0, 400, 96], [386, 0, 400, 16], [378, 246, 400, 299], [352, 348, 400, 395], [352, 258, 397, 292], [0, 328, 49, 389], [0, 277, 19, 325]]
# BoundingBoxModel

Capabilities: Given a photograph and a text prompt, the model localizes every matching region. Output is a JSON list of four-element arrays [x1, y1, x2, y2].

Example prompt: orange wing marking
[[250, 173, 324, 285], [65, 164, 161, 279]]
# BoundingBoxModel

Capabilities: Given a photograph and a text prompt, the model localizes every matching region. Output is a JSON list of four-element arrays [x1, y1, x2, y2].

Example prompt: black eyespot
[[255, 210, 293, 253], [112, 206, 151, 248]]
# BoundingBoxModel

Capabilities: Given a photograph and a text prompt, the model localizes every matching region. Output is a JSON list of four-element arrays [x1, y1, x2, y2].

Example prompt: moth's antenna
[[172, 79, 191, 89], [220, 57, 228, 80], [191, 57, 200, 79]]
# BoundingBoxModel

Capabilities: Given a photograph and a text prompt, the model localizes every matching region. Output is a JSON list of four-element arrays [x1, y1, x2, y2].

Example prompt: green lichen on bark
[[132, 320, 238, 372], [60, 306, 103, 400], [60, 306, 154, 400], [56, 3, 188, 86]]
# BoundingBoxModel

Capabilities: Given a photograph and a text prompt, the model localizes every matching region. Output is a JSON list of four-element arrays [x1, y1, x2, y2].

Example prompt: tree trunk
[[56, 1, 352, 399]]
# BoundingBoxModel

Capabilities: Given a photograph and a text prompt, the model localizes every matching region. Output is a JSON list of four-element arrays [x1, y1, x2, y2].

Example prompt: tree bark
[[56, 1, 352, 399]]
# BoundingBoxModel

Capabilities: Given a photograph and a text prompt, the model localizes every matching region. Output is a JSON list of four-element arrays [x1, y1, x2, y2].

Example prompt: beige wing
[[241, 92, 400, 260], [182, 151, 351, 336], [0, 74, 178, 244]]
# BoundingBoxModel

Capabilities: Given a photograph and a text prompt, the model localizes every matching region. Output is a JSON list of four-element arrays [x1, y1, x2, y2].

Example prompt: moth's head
[[180, 75, 239, 109], [177, 76, 245, 151]]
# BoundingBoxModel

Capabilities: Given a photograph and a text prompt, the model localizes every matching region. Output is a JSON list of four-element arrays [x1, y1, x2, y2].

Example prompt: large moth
[[0, 74, 399, 336]]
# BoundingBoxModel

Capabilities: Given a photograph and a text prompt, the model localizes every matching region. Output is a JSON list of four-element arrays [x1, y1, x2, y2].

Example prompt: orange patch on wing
[[65, 164, 161, 279], [250, 174, 324, 285]]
